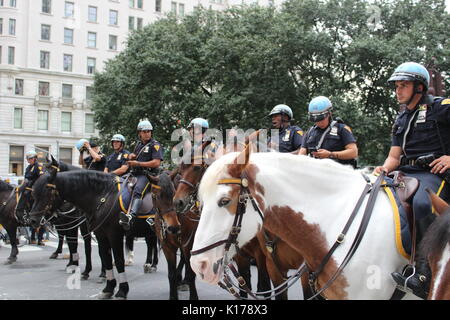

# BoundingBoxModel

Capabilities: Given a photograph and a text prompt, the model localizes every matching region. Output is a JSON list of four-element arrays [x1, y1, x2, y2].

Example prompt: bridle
[[177, 159, 208, 215]]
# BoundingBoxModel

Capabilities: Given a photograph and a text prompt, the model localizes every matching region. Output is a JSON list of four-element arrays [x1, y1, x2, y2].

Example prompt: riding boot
[[119, 199, 142, 231], [391, 217, 433, 299]]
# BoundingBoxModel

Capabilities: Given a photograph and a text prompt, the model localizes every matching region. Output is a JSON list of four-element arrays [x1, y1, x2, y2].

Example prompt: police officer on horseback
[[268, 104, 304, 153], [187, 118, 219, 160], [298, 96, 358, 168], [119, 120, 163, 231], [18, 150, 45, 244], [374, 62, 450, 299], [77, 139, 106, 171], [104, 134, 130, 176]]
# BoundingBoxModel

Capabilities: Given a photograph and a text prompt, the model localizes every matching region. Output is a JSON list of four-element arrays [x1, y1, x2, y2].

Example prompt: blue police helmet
[[76, 139, 89, 151], [387, 62, 430, 91], [137, 120, 153, 131], [25, 150, 38, 159], [269, 104, 293, 120], [188, 118, 209, 129], [111, 134, 125, 143], [308, 96, 333, 122]]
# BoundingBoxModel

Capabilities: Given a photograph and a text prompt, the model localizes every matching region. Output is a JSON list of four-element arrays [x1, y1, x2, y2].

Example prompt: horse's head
[[190, 143, 264, 284], [173, 141, 211, 214], [28, 170, 61, 228], [149, 172, 181, 234]]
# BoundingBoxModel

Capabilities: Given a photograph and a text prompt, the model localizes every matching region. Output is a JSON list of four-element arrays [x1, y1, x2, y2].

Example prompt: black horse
[[0, 180, 20, 264], [29, 168, 147, 299]]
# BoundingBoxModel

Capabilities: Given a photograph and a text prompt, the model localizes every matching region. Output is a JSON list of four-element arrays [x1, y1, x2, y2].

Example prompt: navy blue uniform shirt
[[106, 149, 131, 173], [24, 162, 44, 183], [269, 125, 304, 153]]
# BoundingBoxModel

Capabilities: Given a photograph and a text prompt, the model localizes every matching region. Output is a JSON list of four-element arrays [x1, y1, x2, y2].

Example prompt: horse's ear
[[245, 130, 262, 153], [147, 175, 160, 185], [232, 142, 251, 176], [169, 167, 179, 181], [426, 188, 449, 215], [49, 166, 57, 182]]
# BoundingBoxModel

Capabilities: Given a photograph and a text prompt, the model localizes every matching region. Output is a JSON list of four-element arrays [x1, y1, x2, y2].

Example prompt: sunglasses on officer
[[309, 111, 330, 122]]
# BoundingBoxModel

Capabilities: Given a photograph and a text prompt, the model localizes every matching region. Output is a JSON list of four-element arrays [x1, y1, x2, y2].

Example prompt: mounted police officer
[[373, 62, 450, 299], [77, 139, 106, 171], [119, 120, 163, 231], [268, 104, 304, 153], [19, 150, 45, 245], [298, 96, 358, 168], [187, 118, 220, 161], [104, 134, 130, 176]]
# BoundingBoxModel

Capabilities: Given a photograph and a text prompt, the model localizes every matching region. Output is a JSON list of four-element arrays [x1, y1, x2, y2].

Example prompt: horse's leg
[[162, 243, 179, 300], [4, 225, 18, 264], [182, 249, 199, 300], [65, 227, 79, 273], [176, 251, 185, 287], [265, 258, 288, 300], [50, 231, 64, 259], [96, 235, 116, 299], [125, 233, 134, 266], [143, 232, 153, 273], [254, 249, 272, 299], [80, 222, 92, 280], [110, 231, 128, 299]]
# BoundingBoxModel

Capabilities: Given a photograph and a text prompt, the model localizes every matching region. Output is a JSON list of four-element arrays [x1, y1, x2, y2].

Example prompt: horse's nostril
[[167, 226, 180, 234]]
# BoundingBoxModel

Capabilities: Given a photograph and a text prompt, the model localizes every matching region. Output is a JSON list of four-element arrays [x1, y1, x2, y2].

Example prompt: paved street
[[0, 234, 302, 300]]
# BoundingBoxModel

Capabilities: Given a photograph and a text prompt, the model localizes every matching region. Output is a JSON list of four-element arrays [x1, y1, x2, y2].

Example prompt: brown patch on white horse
[[263, 205, 349, 299]]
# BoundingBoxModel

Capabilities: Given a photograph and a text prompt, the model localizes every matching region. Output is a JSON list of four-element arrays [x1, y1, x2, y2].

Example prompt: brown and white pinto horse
[[190, 146, 419, 299], [421, 190, 450, 299]]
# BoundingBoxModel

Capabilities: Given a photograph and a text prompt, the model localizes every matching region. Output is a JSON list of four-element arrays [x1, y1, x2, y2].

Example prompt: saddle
[[387, 171, 419, 216], [119, 175, 155, 216]]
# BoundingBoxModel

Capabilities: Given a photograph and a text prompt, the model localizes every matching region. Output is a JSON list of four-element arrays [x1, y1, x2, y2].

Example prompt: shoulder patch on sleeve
[[297, 130, 303, 136], [154, 145, 160, 152], [123, 153, 128, 159], [343, 125, 352, 133], [441, 99, 450, 105]]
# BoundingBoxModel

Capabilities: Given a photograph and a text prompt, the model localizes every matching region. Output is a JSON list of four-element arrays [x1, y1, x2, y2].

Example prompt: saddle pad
[[383, 177, 411, 259], [117, 178, 155, 217]]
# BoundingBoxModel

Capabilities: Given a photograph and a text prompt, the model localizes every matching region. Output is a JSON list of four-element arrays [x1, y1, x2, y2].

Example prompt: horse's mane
[[159, 171, 174, 201], [199, 151, 359, 203], [0, 180, 13, 192], [34, 170, 116, 199], [419, 209, 450, 259], [58, 161, 82, 172]]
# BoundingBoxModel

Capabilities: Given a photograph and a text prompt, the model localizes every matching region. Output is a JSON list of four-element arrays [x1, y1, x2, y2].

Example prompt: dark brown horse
[[0, 179, 20, 264], [148, 170, 199, 300]]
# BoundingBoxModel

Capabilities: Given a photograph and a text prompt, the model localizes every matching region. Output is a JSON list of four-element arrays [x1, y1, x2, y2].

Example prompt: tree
[[92, 0, 449, 166]]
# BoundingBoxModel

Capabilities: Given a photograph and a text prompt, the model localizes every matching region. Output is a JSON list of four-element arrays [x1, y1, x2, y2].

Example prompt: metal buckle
[[146, 217, 155, 226], [336, 233, 345, 244]]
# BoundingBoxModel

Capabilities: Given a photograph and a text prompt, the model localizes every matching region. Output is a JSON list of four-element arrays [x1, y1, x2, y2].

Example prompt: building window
[[137, 0, 143, 9], [0, 46, 2, 64], [87, 32, 96, 48], [137, 18, 143, 30], [59, 147, 72, 164], [86, 86, 93, 100], [38, 110, 49, 130], [179, 3, 184, 17], [62, 84, 72, 98], [63, 54, 73, 72], [87, 57, 96, 74], [155, 0, 161, 12], [171, 2, 177, 14], [64, 28, 73, 44], [61, 112, 72, 132], [109, 10, 118, 25], [85, 113, 95, 133], [9, 19, 16, 36], [129, 0, 135, 7], [42, 0, 51, 14], [40, 51, 50, 69], [65, 2, 74, 17], [0, 18, 3, 34], [38, 81, 50, 96], [9, 145, 24, 177], [128, 16, 135, 30], [109, 35, 117, 50], [88, 6, 97, 22], [35, 146, 49, 163], [9, 0, 16, 7], [41, 24, 51, 41], [14, 107, 22, 129], [8, 46, 15, 64], [15, 79, 23, 95]]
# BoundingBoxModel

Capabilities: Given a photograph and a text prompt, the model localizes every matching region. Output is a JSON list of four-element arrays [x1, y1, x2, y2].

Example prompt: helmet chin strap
[[405, 82, 425, 107]]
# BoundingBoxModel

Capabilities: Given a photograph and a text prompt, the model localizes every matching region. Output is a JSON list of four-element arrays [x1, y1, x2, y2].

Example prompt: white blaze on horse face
[[431, 243, 450, 300], [190, 185, 236, 284]]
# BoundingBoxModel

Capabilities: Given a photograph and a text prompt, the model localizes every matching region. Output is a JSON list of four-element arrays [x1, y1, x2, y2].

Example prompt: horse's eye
[[218, 198, 231, 208]]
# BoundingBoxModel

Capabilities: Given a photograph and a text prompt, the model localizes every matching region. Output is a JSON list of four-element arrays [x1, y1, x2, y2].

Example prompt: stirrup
[[393, 265, 415, 293]]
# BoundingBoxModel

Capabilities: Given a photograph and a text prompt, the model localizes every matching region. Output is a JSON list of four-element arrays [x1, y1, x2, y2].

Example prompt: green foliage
[[92, 0, 449, 166]]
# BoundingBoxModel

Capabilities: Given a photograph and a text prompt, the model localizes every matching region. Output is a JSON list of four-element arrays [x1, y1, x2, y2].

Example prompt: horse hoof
[[66, 265, 78, 274], [96, 277, 106, 284], [81, 274, 89, 280], [97, 292, 114, 300], [49, 252, 59, 259], [125, 259, 134, 266], [143, 264, 152, 273], [178, 284, 189, 292]]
